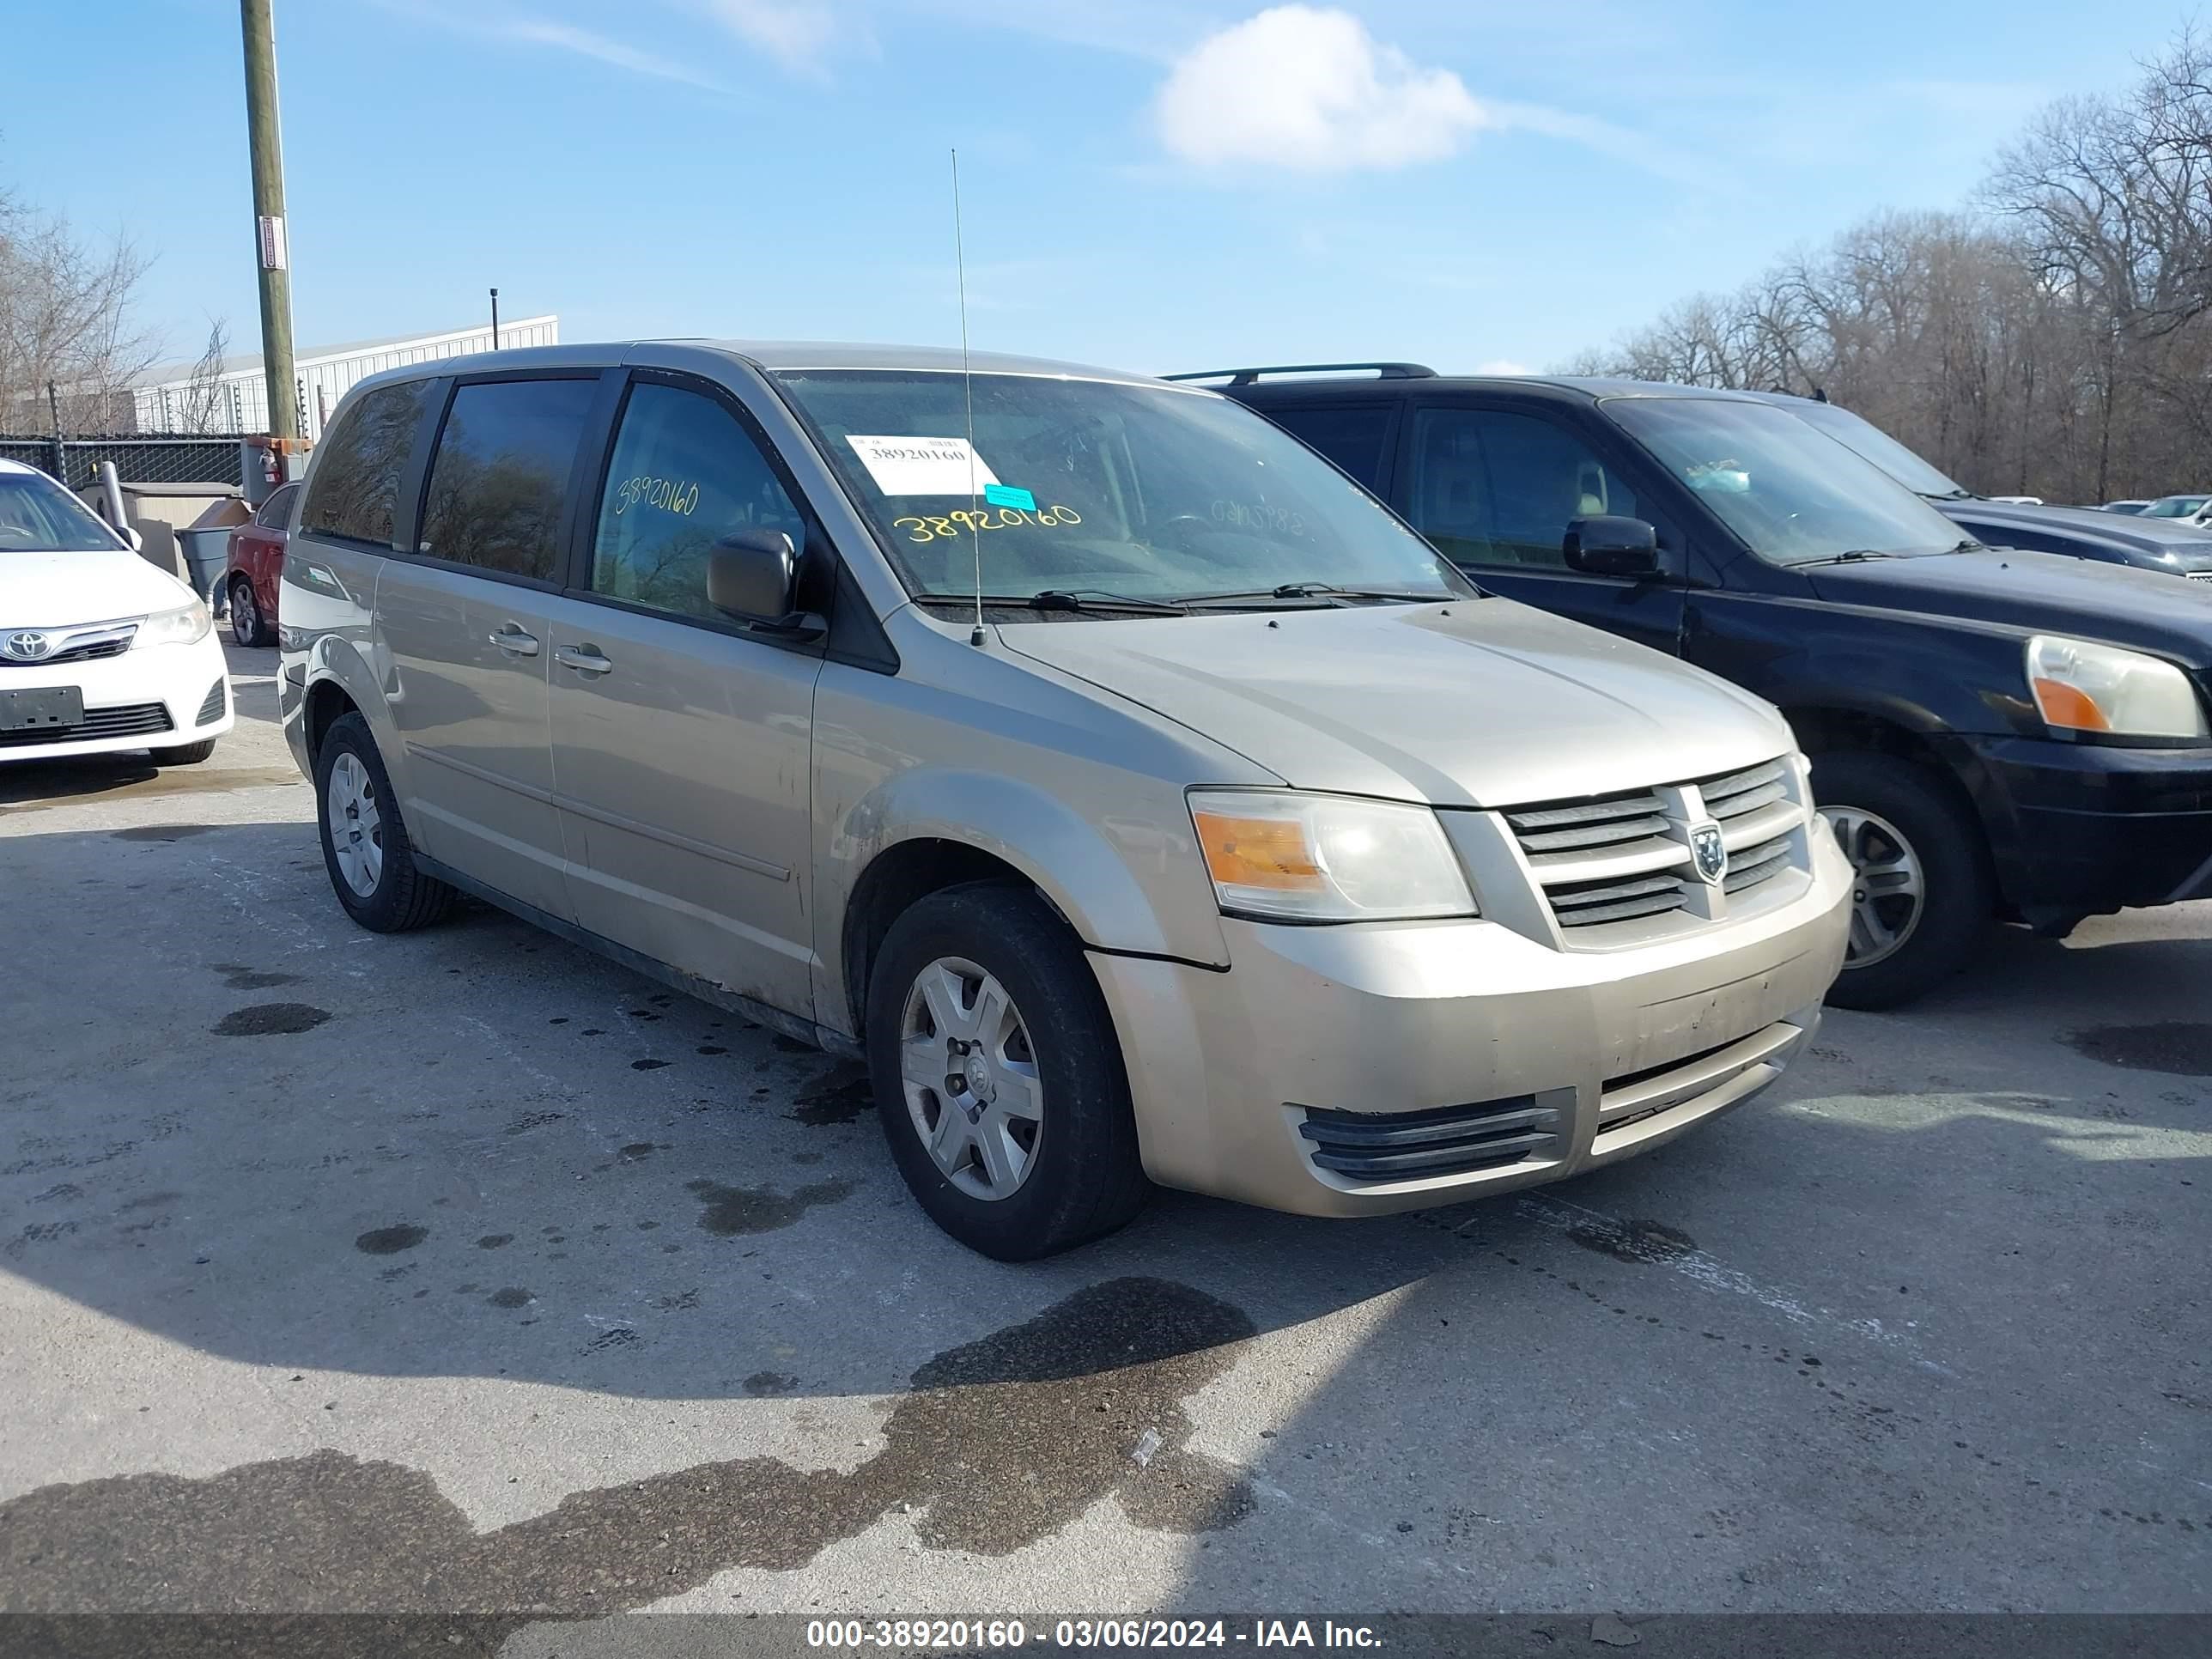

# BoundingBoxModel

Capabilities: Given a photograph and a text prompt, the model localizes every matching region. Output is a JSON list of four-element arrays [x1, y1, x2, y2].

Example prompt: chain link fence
[[0, 435, 244, 489]]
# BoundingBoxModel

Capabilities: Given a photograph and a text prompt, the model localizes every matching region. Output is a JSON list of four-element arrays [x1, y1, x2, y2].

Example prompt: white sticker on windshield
[[845, 434, 1000, 497]]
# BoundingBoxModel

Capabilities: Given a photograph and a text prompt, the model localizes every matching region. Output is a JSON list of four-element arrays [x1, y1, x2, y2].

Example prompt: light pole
[[490, 287, 501, 349]]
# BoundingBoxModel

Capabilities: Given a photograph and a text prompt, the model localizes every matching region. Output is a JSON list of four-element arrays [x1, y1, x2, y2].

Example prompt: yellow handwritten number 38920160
[[893, 505, 1082, 544]]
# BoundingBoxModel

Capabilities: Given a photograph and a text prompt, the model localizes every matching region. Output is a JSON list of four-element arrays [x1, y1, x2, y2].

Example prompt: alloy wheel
[[1820, 805, 1925, 968]]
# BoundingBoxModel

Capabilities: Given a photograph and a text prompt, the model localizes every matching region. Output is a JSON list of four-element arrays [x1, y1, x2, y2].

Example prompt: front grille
[[1503, 756, 1806, 938], [0, 623, 137, 666], [195, 678, 228, 726], [0, 702, 173, 750], [1298, 1097, 1559, 1183]]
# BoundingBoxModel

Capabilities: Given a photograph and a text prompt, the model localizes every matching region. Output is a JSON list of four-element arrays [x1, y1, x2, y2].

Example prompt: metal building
[[131, 314, 560, 441]]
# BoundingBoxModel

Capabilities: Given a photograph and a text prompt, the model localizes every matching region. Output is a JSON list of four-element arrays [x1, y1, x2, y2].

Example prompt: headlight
[[137, 599, 212, 648], [1188, 788, 1477, 922], [2027, 635, 2209, 740]]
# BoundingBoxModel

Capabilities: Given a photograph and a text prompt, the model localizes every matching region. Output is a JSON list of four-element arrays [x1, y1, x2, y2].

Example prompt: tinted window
[[1409, 408, 1638, 568], [590, 383, 804, 621], [301, 380, 433, 547], [1264, 404, 1395, 490], [254, 483, 300, 529], [418, 378, 597, 580]]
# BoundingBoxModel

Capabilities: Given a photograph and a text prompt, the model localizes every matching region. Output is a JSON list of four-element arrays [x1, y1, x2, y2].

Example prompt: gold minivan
[[280, 340, 1851, 1257]]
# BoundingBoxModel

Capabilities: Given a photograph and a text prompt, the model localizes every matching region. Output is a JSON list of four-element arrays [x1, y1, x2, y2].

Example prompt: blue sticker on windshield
[[984, 483, 1037, 513]]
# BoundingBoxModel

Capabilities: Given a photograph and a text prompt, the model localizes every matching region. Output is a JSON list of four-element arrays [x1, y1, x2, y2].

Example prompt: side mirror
[[1563, 515, 1660, 577], [707, 528, 800, 624]]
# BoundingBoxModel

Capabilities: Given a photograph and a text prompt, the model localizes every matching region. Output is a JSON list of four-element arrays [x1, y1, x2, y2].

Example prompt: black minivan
[[1184, 364, 2212, 1009]]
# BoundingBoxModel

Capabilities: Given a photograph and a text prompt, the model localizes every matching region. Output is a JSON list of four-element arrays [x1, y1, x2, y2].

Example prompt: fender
[[813, 763, 1232, 1040]]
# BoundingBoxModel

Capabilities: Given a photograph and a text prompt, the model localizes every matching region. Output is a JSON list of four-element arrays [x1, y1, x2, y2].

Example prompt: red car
[[222, 482, 298, 646]]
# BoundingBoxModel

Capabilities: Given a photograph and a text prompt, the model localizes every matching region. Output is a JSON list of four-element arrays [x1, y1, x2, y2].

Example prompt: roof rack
[[1162, 362, 1438, 386]]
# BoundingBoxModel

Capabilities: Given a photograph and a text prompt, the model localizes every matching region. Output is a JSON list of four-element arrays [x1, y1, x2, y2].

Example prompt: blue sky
[[4, 0, 2197, 377]]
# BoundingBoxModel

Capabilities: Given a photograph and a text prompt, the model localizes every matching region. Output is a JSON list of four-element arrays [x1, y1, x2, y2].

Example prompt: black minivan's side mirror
[[1563, 515, 1661, 577], [708, 528, 800, 623]]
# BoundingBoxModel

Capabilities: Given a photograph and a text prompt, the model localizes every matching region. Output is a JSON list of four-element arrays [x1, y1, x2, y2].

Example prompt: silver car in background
[[279, 341, 1851, 1257]]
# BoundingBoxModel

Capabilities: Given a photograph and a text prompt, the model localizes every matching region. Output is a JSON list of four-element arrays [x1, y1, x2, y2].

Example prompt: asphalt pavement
[[1, 641, 2206, 1624]]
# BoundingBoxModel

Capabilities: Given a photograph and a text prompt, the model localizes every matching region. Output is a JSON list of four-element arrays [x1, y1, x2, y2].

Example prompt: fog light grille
[[1298, 1097, 1558, 1182]]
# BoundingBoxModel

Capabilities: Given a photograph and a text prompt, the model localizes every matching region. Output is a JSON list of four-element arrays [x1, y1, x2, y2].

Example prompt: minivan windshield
[[1781, 398, 1972, 499], [775, 369, 1468, 608], [1607, 398, 1975, 567], [0, 472, 128, 554]]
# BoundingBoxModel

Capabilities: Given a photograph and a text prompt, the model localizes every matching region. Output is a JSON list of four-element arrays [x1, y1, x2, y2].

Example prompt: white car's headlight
[[2027, 635, 2209, 740], [1188, 788, 1477, 922], [136, 599, 212, 648]]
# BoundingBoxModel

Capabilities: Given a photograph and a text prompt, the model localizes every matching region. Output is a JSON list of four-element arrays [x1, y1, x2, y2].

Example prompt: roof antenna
[[952, 148, 986, 647]]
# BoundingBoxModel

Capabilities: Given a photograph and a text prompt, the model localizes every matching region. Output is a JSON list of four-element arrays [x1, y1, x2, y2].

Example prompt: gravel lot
[[1, 641, 2207, 1620]]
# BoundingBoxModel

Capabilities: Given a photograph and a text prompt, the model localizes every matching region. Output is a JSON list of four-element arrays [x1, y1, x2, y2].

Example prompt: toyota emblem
[[3, 630, 52, 661]]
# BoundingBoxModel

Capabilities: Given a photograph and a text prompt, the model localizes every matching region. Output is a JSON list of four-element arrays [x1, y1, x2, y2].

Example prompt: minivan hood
[[1000, 599, 1790, 808], [1807, 548, 2212, 667], [1, 549, 191, 626], [1939, 498, 2212, 572]]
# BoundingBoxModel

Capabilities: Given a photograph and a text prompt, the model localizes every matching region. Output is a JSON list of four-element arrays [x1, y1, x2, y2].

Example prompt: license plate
[[0, 686, 85, 732]]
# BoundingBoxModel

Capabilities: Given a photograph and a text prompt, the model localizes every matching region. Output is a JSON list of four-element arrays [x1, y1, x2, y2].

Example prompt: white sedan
[[1, 458, 233, 766]]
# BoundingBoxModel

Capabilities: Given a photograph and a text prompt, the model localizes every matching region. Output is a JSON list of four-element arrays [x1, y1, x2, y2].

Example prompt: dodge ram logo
[[3, 630, 52, 661], [1690, 822, 1728, 885]]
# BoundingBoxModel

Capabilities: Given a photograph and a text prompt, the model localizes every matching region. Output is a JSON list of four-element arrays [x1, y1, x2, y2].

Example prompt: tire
[[1812, 750, 1994, 1011], [313, 711, 454, 933], [865, 883, 1150, 1259], [153, 737, 217, 766], [229, 577, 272, 647]]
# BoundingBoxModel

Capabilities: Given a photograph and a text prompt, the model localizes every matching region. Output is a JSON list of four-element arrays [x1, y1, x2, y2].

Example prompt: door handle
[[488, 625, 540, 657], [554, 644, 613, 676]]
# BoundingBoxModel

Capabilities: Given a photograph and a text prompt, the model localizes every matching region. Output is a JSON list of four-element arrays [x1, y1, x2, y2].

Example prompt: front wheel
[[1813, 750, 1994, 1010], [313, 712, 454, 933], [866, 884, 1150, 1259]]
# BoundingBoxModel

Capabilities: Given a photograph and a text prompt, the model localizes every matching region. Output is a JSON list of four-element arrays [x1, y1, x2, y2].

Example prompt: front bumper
[[1954, 734, 2212, 918], [1091, 827, 1852, 1217], [0, 634, 233, 763]]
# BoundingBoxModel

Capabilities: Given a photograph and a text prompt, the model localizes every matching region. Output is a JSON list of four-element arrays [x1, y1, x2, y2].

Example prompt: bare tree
[[1570, 24, 2212, 504], [0, 185, 159, 433], [173, 318, 234, 434]]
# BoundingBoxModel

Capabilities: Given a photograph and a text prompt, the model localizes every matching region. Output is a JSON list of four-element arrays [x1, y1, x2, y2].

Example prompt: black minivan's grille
[[1298, 1097, 1559, 1182]]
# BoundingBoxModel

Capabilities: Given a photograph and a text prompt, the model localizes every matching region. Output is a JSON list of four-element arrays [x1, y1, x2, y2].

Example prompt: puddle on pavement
[[0, 1276, 1255, 1611], [355, 1225, 428, 1256], [1568, 1218, 1698, 1263], [2063, 1023, 2212, 1078], [214, 962, 301, 990], [686, 1176, 854, 1236], [212, 1003, 331, 1036], [791, 1060, 872, 1126]]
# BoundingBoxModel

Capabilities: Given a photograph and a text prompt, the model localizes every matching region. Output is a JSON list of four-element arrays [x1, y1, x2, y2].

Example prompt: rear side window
[[253, 483, 299, 529], [301, 380, 434, 547], [1263, 404, 1395, 490], [417, 378, 598, 581]]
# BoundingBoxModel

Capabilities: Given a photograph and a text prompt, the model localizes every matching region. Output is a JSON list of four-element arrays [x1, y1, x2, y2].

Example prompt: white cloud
[[1153, 6, 1492, 173], [700, 0, 842, 72]]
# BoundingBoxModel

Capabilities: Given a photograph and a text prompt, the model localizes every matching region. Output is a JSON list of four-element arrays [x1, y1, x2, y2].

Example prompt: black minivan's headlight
[[2027, 635, 2209, 739]]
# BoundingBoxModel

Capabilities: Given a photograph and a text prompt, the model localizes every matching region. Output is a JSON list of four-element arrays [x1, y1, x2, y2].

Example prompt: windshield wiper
[[1185, 582, 1458, 607], [1024, 588, 1190, 615], [1920, 489, 1978, 502], [1797, 549, 1897, 566]]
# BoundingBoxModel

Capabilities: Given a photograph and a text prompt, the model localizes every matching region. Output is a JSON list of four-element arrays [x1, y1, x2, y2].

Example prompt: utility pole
[[489, 287, 501, 349], [240, 0, 300, 447]]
